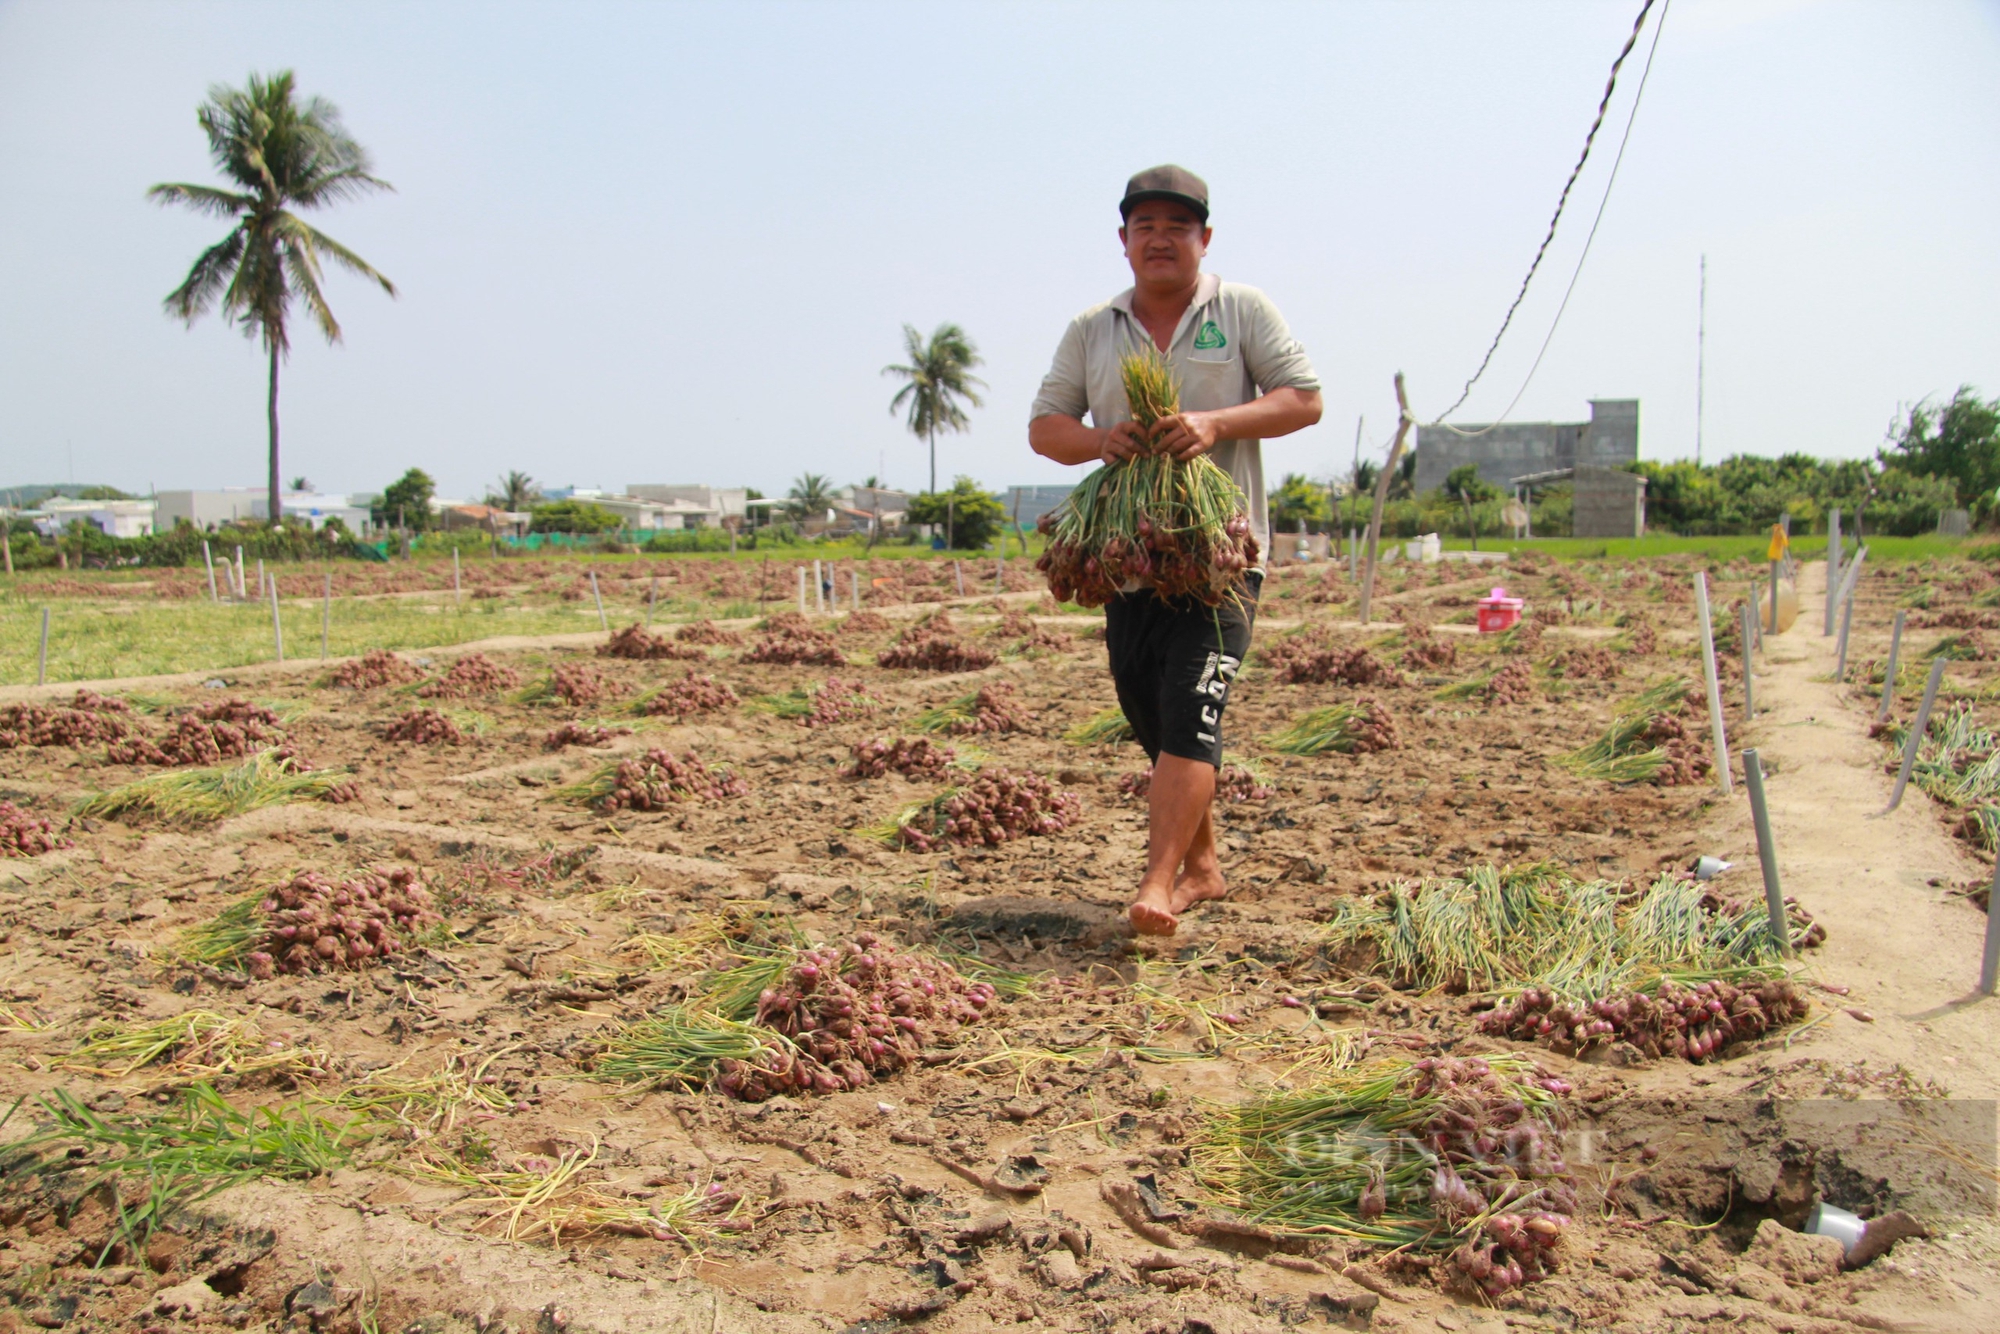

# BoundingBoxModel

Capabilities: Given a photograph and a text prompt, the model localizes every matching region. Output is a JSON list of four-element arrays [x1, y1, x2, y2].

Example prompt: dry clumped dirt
[[0, 553, 1994, 1334]]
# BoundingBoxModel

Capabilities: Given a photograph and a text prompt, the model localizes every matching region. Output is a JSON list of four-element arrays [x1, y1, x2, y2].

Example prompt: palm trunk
[[266, 342, 282, 530], [928, 427, 936, 496]]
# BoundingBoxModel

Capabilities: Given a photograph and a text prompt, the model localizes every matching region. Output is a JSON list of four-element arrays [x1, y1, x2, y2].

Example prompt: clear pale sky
[[1, 0, 1995, 502]]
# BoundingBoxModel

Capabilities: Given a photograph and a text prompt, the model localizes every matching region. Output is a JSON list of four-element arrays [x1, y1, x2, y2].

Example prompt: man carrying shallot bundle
[[1028, 165, 1323, 935]]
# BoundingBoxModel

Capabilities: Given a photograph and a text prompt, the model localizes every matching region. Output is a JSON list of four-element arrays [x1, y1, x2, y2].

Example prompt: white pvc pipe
[[1694, 572, 1733, 796]]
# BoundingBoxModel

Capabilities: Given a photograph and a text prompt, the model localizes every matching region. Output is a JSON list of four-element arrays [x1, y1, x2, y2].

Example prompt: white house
[[33, 497, 157, 539]]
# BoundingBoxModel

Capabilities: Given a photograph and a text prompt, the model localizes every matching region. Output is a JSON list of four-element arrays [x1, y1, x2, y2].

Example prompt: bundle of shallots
[[1036, 349, 1257, 608], [716, 934, 997, 1099], [244, 868, 441, 977]]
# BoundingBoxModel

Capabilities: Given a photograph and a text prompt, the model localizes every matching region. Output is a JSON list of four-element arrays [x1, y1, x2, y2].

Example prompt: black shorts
[[1104, 574, 1261, 768]]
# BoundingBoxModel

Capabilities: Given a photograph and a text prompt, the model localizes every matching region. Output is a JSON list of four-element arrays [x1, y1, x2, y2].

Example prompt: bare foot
[[1170, 866, 1228, 915], [1128, 882, 1178, 935]]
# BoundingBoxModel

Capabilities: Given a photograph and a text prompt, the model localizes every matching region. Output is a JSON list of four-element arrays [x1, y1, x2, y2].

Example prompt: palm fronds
[[76, 750, 353, 827]]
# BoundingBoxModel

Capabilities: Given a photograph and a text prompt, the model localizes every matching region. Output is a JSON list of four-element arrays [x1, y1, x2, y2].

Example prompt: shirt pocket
[[1180, 355, 1243, 411]]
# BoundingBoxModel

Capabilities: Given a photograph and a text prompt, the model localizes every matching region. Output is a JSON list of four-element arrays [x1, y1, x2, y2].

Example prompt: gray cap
[[1120, 164, 1209, 222]]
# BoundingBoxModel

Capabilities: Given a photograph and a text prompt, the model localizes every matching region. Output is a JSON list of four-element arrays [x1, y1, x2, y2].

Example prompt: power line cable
[[1428, 0, 1667, 435]]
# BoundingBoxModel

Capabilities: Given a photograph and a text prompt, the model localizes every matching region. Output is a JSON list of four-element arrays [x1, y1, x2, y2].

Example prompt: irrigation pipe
[[1740, 748, 1792, 957], [1885, 657, 1947, 813], [1876, 610, 1906, 723], [1693, 573, 1731, 796]]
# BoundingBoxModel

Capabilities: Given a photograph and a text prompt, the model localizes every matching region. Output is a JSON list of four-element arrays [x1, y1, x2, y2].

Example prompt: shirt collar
[[1110, 272, 1222, 326]]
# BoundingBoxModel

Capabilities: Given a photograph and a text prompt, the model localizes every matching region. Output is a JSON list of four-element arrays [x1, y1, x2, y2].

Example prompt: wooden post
[[1886, 656, 1947, 812], [1357, 373, 1413, 625], [321, 573, 331, 660], [37, 608, 49, 686], [1694, 572, 1733, 796], [1876, 610, 1906, 723], [588, 568, 608, 631], [1741, 749, 1794, 958], [268, 576, 284, 663]]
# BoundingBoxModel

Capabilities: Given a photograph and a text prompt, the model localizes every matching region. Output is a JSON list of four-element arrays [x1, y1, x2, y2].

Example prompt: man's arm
[[1151, 388, 1323, 461], [1030, 414, 1147, 466]]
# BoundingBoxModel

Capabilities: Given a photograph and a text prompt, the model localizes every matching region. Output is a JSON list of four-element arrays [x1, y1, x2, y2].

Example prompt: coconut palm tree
[[786, 472, 834, 522], [489, 470, 541, 511], [883, 323, 985, 494], [149, 71, 396, 529]]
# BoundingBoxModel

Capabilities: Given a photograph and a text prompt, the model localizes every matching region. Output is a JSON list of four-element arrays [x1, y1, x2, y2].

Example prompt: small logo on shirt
[[1193, 321, 1227, 351]]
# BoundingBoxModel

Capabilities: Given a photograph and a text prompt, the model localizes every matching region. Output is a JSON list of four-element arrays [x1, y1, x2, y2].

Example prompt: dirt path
[[1702, 559, 1998, 1101]]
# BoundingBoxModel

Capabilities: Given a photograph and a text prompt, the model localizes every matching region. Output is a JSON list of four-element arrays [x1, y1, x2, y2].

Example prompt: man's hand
[[1100, 421, 1148, 462], [1151, 410, 1222, 461]]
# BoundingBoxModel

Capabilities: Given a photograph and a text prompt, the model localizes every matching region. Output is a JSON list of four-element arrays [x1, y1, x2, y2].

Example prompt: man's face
[[1120, 200, 1211, 291]]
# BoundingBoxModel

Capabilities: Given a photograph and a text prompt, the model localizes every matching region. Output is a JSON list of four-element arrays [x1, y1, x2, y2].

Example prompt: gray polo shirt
[[1029, 272, 1320, 559]]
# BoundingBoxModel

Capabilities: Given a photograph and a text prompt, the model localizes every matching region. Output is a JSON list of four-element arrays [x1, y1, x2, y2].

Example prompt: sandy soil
[[0, 553, 1994, 1334]]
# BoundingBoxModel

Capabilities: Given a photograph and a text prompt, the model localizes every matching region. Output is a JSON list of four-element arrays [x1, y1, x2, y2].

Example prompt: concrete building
[[33, 497, 157, 539], [154, 488, 265, 529], [1509, 465, 1648, 540], [625, 485, 748, 524], [1006, 484, 1075, 528], [1414, 399, 1639, 495]]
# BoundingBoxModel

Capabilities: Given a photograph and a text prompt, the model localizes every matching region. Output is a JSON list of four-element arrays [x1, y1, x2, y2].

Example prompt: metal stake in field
[[268, 577, 284, 663], [646, 574, 658, 626], [995, 557, 1004, 595], [202, 540, 218, 602], [321, 573, 331, 660], [1358, 372, 1414, 625], [797, 566, 807, 614], [257, 559, 266, 604], [813, 559, 825, 615], [587, 567, 608, 631], [1832, 546, 1866, 684], [1876, 610, 1906, 724], [234, 547, 245, 601], [954, 560, 964, 597], [1823, 507, 1841, 636], [1348, 528, 1357, 580], [453, 548, 462, 607], [1740, 748, 1794, 958], [1886, 656, 1947, 813], [1693, 573, 1733, 796], [37, 608, 49, 686], [1740, 601, 1755, 722], [1980, 852, 2000, 996]]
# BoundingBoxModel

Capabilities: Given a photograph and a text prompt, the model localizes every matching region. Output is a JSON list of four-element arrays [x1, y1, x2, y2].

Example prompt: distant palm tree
[[883, 323, 985, 494], [149, 71, 396, 530], [491, 470, 541, 511], [787, 472, 834, 521]]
